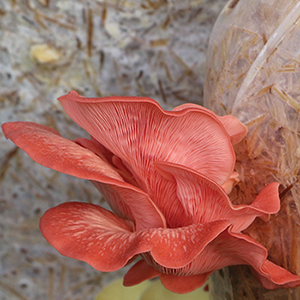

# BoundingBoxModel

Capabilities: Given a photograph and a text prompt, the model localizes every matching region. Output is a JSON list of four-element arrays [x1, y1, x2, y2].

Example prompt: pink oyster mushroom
[[2, 91, 300, 294]]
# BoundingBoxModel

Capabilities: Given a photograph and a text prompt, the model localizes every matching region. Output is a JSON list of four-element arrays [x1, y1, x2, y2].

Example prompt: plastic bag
[[204, 0, 300, 297]]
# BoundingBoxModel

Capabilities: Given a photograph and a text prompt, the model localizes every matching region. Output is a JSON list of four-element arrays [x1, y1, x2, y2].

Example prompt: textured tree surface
[[0, 0, 228, 299], [205, 0, 300, 299]]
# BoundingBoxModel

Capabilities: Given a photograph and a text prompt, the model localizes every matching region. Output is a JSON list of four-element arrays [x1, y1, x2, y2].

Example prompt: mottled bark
[[0, 0, 227, 299]]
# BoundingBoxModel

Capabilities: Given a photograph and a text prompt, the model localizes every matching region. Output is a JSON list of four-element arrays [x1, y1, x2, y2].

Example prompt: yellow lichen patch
[[150, 39, 170, 47], [30, 44, 61, 64]]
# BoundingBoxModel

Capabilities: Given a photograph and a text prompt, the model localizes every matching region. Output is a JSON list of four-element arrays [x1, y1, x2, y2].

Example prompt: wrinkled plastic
[[204, 0, 300, 298]]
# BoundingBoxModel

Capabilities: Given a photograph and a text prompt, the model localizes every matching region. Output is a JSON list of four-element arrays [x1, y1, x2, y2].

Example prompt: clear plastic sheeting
[[205, 0, 300, 299]]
